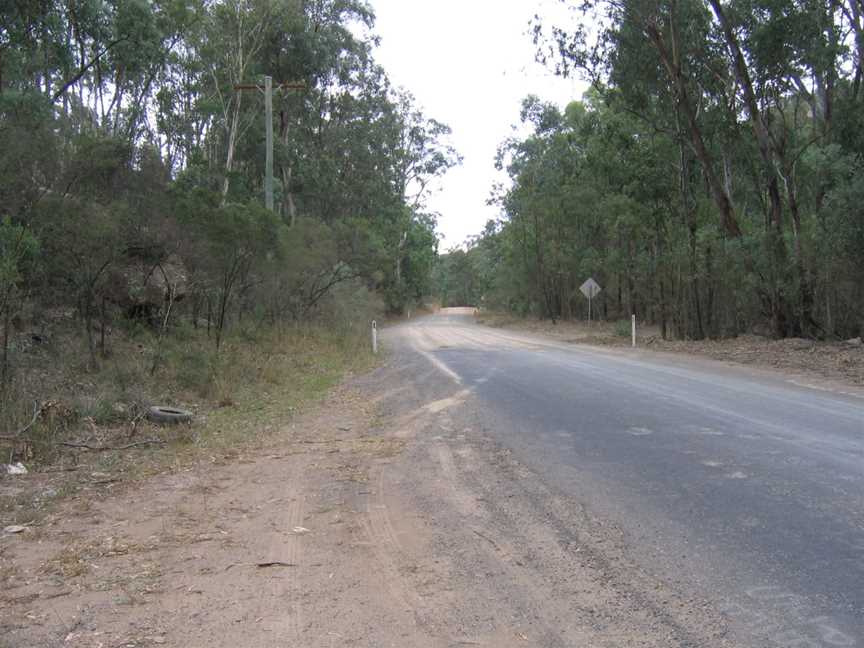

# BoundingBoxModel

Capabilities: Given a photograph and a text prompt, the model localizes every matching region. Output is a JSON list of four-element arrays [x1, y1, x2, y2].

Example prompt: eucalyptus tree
[[522, 0, 864, 337], [0, 218, 38, 387], [0, 0, 457, 367]]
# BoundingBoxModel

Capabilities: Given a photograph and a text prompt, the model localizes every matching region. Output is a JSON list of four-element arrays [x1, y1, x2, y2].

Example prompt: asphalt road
[[391, 308, 864, 648]]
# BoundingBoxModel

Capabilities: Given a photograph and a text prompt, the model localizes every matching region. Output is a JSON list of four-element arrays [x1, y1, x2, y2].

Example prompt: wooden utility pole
[[264, 76, 274, 211], [233, 78, 305, 213]]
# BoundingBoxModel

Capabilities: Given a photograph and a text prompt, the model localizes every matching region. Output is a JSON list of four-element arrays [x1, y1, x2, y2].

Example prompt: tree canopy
[[448, 0, 863, 340], [1, 0, 458, 374]]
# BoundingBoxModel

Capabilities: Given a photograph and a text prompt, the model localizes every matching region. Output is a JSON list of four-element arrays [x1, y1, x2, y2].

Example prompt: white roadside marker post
[[631, 314, 636, 348], [372, 320, 378, 355]]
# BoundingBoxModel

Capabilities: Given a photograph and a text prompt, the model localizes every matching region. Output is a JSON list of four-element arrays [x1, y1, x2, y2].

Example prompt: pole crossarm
[[231, 78, 305, 212]]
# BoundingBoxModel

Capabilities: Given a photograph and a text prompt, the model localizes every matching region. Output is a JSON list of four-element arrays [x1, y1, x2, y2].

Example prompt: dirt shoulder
[[2, 342, 744, 648], [0, 385, 393, 648], [476, 312, 864, 390]]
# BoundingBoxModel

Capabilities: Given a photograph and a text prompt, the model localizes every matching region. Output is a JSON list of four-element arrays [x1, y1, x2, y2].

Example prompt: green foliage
[[0, 0, 454, 366], [0, 217, 39, 386], [613, 320, 632, 338], [434, 248, 481, 308], [0, 0, 455, 466], [0, 217, 39, 290], [496, 0, 864, 339]]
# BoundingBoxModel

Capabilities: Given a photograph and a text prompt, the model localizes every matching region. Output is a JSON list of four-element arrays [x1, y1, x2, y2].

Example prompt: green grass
[[187, 325, 376, 450], [613, 319, 632, 337], [0, 321, 380, 528], [1, 322, 378, 465]]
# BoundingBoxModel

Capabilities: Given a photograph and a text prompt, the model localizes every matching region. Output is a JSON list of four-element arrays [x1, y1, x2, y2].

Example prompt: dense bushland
[[0, 0, 456, 451], [437, 0, 864, 341]]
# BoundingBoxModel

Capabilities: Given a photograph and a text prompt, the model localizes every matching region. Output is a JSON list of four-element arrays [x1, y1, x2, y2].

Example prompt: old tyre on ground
[[147, 405, 193, 425]]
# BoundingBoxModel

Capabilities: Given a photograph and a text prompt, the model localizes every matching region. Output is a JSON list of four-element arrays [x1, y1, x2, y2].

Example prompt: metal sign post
[[579, 278, 602, 322]]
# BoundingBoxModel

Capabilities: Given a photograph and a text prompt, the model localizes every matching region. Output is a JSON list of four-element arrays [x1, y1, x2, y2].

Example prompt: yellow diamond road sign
[[580, 278, 602, 300]]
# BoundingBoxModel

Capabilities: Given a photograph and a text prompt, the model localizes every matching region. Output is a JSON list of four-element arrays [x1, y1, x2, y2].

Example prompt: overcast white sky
[[368, 0, 588, 249]]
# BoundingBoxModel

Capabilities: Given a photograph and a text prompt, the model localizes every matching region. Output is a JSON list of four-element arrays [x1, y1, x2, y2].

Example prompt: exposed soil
[[0, 339, 745, 647], [476, 313, 864, 389]]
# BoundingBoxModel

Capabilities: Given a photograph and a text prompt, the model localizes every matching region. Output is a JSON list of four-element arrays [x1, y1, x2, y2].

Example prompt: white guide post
[[372, 320, 378, 355], [631, 314, 636, 348]]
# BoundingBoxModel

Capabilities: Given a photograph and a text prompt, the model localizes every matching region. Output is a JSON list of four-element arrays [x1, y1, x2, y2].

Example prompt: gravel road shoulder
[[2, 344, 746, 647]]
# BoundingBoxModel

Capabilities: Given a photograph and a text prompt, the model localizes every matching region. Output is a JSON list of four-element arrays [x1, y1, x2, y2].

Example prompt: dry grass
[[42, 535, 150, 578], [0, 322, 380, 530]]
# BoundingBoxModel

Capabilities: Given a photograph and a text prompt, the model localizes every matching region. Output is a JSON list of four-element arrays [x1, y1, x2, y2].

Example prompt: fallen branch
[[0, 402, 47, 441], [256, 561, 297, 568], [56, 439, 165, 452], [472, 528, 502, 552]]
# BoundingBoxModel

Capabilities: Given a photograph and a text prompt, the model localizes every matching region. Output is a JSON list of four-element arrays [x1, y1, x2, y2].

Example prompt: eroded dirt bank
[[1, 338, 743, 648]]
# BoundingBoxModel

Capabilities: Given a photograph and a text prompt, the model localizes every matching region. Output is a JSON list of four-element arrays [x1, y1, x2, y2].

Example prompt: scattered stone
[[4, 462, 28, 475], [3, 525, 28, 534]]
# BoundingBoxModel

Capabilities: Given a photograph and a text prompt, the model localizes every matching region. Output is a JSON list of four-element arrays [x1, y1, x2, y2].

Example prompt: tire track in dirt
[[362, 357, 736, 648], [358, 464, 433, 646], [249, 459, 307, 646], [432, 441, 489, 522], [438, 421, 740, 647], [357, 329, 738, 646], [416, 423, 572, 646]]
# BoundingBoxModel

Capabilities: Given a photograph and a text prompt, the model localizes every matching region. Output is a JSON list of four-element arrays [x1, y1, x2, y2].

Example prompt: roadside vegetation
[[0, 0, 456, 477], [0, 319, 377, 527], [437, 1, 864, 344]]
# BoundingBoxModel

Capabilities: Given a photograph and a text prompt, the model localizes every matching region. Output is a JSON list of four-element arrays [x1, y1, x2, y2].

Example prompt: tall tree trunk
[[705, 243, 714, 337], [1, 296, 10, 390], [659, 277, 668, 340], [279, 111, 298, 226], [221, 95, 243, 203], [785, 170, 814, 336], [99, 296, 107, 357], [846, 0, 864, 101], [709, 0, 792, 337], [206, 294, 213, 338], [281, 165, 297, 226], [655, 219, 668, 340], [83, 293, 97, 370], [688, 225, 704, 340], [676, 121, 704, 340], [531, 206, 553, 322], [646, 9, 741, 238], [395, 230, 407, 287]]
